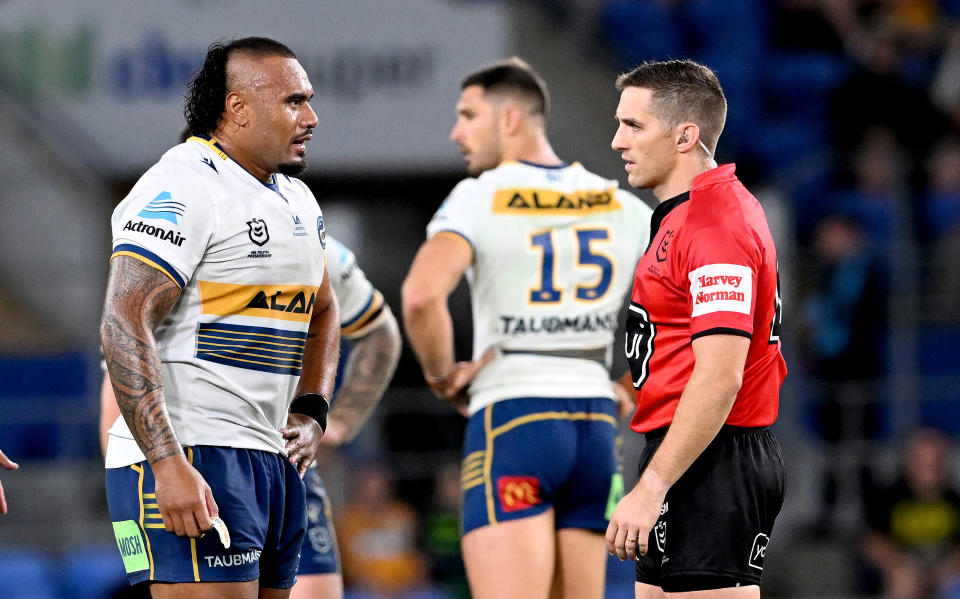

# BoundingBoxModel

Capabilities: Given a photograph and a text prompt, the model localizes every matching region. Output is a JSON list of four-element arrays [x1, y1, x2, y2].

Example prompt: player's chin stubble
[[278, 160, 307, 176]]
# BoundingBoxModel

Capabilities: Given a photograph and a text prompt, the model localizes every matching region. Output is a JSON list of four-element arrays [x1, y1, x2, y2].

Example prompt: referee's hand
[[605, 474, 667, 562]]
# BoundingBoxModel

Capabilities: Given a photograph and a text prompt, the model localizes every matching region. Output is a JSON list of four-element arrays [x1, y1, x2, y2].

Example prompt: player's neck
[[213, 130, 273, 183], [505, 134, 562, 167], [653, 157, 718, 202]]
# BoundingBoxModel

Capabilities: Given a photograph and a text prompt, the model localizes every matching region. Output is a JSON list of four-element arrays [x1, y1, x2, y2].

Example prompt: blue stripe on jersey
[[519, 159, 569, 169], [340, 292, 375, 328], [112, 244, 185, 289], [196, 323, 307, 376]]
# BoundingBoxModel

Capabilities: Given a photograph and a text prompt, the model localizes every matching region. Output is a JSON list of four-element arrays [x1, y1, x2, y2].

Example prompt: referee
[[606, 59, 787, 597]]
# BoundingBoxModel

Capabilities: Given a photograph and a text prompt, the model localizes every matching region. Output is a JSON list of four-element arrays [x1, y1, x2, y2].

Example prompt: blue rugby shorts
[[461, 396, 621, 535], [297, 467, 341, 576], [105, 446, 306, 588]]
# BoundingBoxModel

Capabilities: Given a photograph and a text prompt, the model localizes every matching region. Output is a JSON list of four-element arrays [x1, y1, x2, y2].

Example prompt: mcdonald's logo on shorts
[[497, 476, 542, 512]]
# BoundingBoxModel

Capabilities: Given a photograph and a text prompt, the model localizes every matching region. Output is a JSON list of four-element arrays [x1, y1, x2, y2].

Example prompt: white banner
[[0, 0, 508, 174]]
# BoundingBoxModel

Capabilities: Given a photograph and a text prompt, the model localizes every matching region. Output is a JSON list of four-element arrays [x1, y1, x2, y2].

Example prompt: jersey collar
[[190, 134, 282, 195], [644, 163, 738, 252], [692, 163, 737, 190], [646, 191, 690, 251]]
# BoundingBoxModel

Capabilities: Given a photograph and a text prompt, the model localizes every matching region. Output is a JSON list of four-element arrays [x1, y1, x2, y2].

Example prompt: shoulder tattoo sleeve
[[100, 255, 183, 463]]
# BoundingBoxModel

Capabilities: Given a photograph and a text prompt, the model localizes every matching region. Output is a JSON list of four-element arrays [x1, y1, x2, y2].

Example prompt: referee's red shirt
[[626, 164, 786, 433]]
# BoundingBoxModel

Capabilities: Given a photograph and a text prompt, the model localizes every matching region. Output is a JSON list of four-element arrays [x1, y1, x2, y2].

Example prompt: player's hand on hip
[[425, 348, 498, 403], [151, 453, 219, 538], [612, 379, 636, 421], [605, 474, 667, 562], [281, 413, 323, 477]]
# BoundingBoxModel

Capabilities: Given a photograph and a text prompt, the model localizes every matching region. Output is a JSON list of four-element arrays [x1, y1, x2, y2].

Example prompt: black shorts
[[634, 425, 785, 591]]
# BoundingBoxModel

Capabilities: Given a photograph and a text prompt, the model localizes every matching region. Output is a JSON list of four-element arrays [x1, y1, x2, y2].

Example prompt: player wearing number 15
[[402, 58, 651, 599], [605, 60, 786, 598]]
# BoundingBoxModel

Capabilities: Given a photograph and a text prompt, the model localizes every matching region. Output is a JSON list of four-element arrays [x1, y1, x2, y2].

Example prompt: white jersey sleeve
[[325, 235, 386, 338], [426, 178, 485, 251], [111, 165, 215, 288]]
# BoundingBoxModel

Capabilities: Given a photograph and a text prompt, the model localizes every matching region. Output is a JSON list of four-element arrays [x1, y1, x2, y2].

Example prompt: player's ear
[[499, 103, 524, 137], [223, 91, 248, 127]]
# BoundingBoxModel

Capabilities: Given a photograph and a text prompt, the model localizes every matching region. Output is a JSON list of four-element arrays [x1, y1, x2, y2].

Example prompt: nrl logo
[[247, 218, 269, 246], [654, 520, 667, 552]]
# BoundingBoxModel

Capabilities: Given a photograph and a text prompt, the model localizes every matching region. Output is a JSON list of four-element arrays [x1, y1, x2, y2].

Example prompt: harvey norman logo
[[688, 264, 752, 317]]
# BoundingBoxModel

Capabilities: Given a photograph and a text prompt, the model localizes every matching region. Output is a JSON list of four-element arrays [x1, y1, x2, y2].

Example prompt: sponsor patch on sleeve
[[688, 263, 752, 317]]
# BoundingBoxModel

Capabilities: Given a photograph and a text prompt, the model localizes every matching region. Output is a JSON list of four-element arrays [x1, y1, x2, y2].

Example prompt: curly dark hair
[[184, 37, 297, 136]]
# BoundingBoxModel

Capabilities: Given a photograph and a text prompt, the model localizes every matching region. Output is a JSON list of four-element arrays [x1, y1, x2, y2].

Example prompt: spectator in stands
[[769, 0, 857, 54], [930, 27, 960, 128], [0, 448, 17, 515], [830, 26, 946, 160], [802, 214, 887, 531], [828, 127, 909, 257], [336, 460, 429, 598], [860, 428, 960, 599], [922, 137, 960, 243]]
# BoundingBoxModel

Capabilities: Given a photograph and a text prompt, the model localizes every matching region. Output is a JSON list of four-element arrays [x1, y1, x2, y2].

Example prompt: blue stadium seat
[[61, 543, 129, 599], [917, 324, 960, 436], [0, 548, 61, 599], [762, 52, 850, 118], [600, 1, 680, 68]]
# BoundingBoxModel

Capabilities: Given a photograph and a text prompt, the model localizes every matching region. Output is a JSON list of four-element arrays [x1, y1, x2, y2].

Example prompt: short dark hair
[[616, 59, 726, 152], [184, 37, 297, 136], [461, 57, 550, 117]]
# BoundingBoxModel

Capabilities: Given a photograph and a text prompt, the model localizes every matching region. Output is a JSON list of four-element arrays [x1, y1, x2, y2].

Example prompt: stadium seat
[[762, 52, 850, 119], [599, 1, 680, 68], [0, 548, 61, 599], [61, 543, 129, 599]]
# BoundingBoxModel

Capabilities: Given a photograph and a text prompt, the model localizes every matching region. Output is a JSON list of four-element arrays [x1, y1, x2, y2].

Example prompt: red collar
[[692, 163, 737, 190]]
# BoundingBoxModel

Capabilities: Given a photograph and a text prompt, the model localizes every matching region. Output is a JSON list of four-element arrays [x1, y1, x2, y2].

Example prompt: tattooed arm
[[100, 255, 217, 538], [321, 305, 401, 447]]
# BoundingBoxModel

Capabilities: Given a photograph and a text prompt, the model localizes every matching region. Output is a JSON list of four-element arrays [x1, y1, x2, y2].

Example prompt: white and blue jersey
[[325, 235, 386, 340], [426, 160, 652, 413], [105, 136, 327, 466]]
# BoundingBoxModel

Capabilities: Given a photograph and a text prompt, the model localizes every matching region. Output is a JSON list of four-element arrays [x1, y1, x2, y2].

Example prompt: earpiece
[[679, 132, 690, 144]]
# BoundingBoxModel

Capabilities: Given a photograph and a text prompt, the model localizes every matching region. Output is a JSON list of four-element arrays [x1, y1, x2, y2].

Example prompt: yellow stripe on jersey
[[111, 251, 183, 289], [187, 136, 228, 160], [341, 291, 385, 337], [491, 187, 621, 215], [198, 281, 318, 323]]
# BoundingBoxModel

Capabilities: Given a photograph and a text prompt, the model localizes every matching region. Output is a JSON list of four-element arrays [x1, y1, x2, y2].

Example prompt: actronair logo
[[688, 264, 751, 317], [123, 220, 186, 247], [137, 191, 185, 224]]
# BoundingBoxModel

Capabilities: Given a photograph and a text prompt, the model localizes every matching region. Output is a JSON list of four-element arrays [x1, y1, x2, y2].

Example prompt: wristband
[[289, 393, 329, 432]]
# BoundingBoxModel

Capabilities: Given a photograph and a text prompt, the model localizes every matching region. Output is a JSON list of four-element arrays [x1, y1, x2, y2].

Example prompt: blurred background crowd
[[1, 1, 960, 597]]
